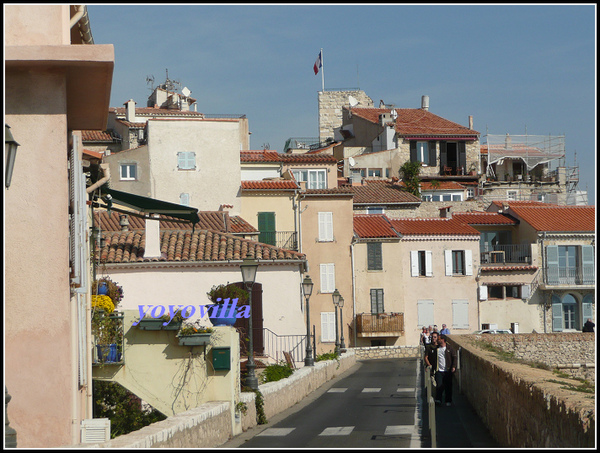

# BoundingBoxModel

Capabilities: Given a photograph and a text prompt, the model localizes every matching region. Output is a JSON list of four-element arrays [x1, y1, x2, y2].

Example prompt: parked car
[[472, 329, 513, 334]]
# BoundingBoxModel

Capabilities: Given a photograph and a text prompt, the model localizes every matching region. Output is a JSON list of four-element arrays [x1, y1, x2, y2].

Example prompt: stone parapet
[[353, 345, 421, 360]]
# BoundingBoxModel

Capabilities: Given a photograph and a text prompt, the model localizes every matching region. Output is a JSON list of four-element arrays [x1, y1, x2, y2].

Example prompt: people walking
[[424, 331, 439, 372], [440, 324, 450, 335], [582, 318, 595, 333], [433, 334, 457, 406], [420, 326, 431, 345]]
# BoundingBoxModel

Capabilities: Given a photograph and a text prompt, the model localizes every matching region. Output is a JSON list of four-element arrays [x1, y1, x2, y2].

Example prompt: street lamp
[[302, 275, 314, 366], [332, 289, 341, 354], [338, 295, 346, 349], [240, 257, 259, 390], [5, 124, 20, 189]]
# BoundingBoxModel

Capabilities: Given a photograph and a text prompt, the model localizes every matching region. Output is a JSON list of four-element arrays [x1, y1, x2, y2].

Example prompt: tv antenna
[[163, 68, 181, 93], [146, 75, 155, 91]]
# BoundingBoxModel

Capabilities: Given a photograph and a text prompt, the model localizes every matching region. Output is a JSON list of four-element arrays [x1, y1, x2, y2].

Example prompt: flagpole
[[320, 48, 325, 92]]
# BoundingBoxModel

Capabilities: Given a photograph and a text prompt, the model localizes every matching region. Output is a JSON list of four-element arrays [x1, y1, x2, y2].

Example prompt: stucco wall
[[240, 192, 297, 232], [104, 145, 151, 196]]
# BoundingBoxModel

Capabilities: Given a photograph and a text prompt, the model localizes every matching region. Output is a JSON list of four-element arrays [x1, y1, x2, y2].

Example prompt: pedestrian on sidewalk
[[440, 324, 450, 335], [424, 331, 439, 380], [420, 326, 431, 345], [434, 334, 457, 406]]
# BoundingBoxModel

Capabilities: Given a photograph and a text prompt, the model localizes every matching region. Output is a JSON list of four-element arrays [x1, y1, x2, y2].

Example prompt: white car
[[472, 329, 513, 334]]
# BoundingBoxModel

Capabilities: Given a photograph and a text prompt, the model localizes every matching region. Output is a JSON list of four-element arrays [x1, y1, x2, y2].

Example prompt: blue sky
[[88, 4, 596, 205]]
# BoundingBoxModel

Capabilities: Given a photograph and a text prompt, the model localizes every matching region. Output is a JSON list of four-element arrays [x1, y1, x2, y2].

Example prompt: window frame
[[370, 288, 385, 314], [120, 163, 137, 181]]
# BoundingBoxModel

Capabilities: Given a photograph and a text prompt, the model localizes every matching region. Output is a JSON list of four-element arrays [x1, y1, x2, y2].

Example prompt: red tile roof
[[303, 187, 354, 196], [229, 216, 258, 234], [490, 200, 553, 209], [388, 218, 480, 236], [83, 149, 104, 160], [353, 214, 399, 238], [241, 150, 337, 164], [111, 106, 206, 118], [349, 108, 479, 137], [82, 130, 114, 142], [98, 229, 304, 263], [420, 181, 467, 191], [241, 180, 300, 190], [481, 265, 538, 272], [350, 180, 421, 204], [452, 212, 518, 225], [509, 205, 596, 232], [115, 119, 147, 128]]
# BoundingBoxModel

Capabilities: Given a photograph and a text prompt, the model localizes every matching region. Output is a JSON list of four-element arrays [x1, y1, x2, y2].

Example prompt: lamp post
[[302, 275, 314, 366], [339, 295, 346, 349], [240, 258, 259, 390], [332, 289, 341, 354], [5, 124, 20, 189]]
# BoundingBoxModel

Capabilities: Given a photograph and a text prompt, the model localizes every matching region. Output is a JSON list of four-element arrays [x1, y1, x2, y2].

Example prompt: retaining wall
[[448, 334, 595, 448]]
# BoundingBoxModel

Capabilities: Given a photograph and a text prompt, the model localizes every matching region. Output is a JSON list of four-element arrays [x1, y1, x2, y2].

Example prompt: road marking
[[384, 425, 414, 436], [319, 426, 354, 436], [396, 387, 415, 392], [327, 387, 348, 393], [256, 428, 296, 437], [362, 388, 381, 393]]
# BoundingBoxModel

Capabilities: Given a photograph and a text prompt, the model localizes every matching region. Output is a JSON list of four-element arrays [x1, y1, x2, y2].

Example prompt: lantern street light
[[302, 275, 314, 366], [338, 295, 346, 349], [5, 124, 20, 189], [332, 289, 341, 354], [240, 258, 259, 390]]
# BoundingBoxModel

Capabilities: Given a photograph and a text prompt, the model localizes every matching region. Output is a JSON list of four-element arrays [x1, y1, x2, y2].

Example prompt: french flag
[[313, 50, 322, 75]]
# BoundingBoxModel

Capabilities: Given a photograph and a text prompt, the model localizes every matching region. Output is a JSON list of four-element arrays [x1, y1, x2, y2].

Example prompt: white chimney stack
[[421, 95, 429, 111], [143, 215, 161, 259], [125, 99, 136, 122], [469, 115, 473, 130]]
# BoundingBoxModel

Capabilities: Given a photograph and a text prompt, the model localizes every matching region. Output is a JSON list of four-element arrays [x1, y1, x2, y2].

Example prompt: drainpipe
[[350, 239, 357, 347], [70, 5, 85, 29], [540, 232, 547, 333], [86, 163, 110, 194]]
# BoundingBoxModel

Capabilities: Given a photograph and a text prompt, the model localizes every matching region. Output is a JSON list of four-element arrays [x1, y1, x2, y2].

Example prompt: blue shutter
[[582, 294, 594, 321], [551, 295, 563, 332], [546, 245, 559, 285], [581, 245, 595, 285]]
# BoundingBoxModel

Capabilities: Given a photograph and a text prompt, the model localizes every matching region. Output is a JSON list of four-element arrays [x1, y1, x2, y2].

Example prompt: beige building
[[5, 4, 114, 447]]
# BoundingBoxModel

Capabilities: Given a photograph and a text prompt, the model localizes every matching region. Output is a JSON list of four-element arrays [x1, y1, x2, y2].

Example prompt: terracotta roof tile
[[99, 229, 304, 264], [388, 218, 480, 236], [303, 187, 354, 196], [241, 150, 337, 164], [353, 214, 399, 238], [481, 265, 538, 272], [82, 130, 114, 142], [241, 180, 300, 190], [490, 200, 553, 208], [509, 205, 596, 232], [111, 106, 206, 118], [420, 181, 467, 191], [349, 108, 479, 137], [350, 180, 421, 204], [115, 119, 147, 128], [453, 212, 518, 225], [229, 216, 258, 233]]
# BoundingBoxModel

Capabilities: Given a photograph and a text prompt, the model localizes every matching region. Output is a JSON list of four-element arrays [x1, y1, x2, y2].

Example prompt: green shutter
[[368, 242, 382, 270], [582, 294, 594, 320], [581, 245, 595, 285], [546, 245, 559, 285], [458, 142, 466, 171], [551, 295, 563, 332], [257, 212, 276, 245]]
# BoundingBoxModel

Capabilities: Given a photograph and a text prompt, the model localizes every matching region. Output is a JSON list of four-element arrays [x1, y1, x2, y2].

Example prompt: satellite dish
[[182, 87, 191, 97], [390, 109, 398, 121], [349, 157, 356, 167], [348, 95, 358, 108]]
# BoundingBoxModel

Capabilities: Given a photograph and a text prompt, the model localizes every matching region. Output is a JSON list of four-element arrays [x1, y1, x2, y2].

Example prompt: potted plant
[[177, 320, 214, 346], [137, 308, 186, 331], [206, 284, 249, 327], [91, 277, 124, 364]]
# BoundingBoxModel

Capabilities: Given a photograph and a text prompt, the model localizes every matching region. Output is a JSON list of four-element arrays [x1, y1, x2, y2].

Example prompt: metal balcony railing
[[262, 328, 308, 364], [480, 244, 532, 264], [258, 231, 298, 251], [356, 312, 404, 337], [543, 266, 596, 286]]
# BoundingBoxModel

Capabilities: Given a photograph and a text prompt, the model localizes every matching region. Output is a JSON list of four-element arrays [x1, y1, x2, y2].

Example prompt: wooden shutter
[[428, 141, 436, 166], [439, 141, 447, 173], [368, 242, 382, 270], [258, 212, 276, 245], [410, 140, 417, 163], [479, 285, 488, 301], [320, 263, 335, 293], [444, 249, 453, 276], [370, 289, 384, 314], [452, 300, 469, 329], [546, 245, 559, 285], [318, 212, 333, 241], [458, 142, 466, 171], [425, 250, 433, 277], [465, 249, 473, 275], [582, 295, 594, 321], [417, 300, 434, 327], [321, 312, 336, 342], [521, 284, 531, 299], [581, 245, 595, 284], [410, 250, 419, 277], [551, 295, 563, 332]]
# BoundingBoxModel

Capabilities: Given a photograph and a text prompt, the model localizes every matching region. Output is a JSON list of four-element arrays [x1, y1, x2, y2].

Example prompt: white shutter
[[321, 312, 336, 342], [479, 285, 488, 301], [465, 249, 473, 275], [318, 212, 333, 241], [417, 300, 434, 327], [452, 300, 469, 329], [327, 264, 335, 292], [320, 263, 335, 293], [180, 193, 190, 206], [410, 251, 419, 277], [521, 284, 531, 299], [69, 137, 88, 291], [425, 251, 433, 277], [444, 250, 453, 276]]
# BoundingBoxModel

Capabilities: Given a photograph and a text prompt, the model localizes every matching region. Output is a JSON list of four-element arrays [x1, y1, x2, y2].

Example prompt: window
[[506, 285, 520, 298], [417, 300, 434, 327], [366, 206, 385, 214], [367, 242, 383, 270], [318, 212, 333, 242], [120, 163, 137, 180], [257, 212, 276, 246], [370, 289, 384, 314], [488, 286, 503, 299], [179, 193, 190, 206], [546, 245, 594, 285], [421, 195, 432, 202], [467, 188, 475, 199], [445, 249, 473, 276], [452, 300, 469, 329], [411, 140, 436, 166], [411, 250, 432, 277], [292, 169, 327, 189], [368, 168, 382, 177], [177, 152, 196, 170], [320, 312, 336, 342], [320, 263, 335, 293], [416, 142, 428, 164], [507, 190, 518, 201], [452, 194, 462, 201]]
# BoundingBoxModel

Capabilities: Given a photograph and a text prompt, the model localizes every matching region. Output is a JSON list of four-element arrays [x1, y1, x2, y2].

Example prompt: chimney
[[505, 133, 512, 149], [468, 115, 473, 130], [143, 214, 161, 259], [125, 99, 136, 122], [119, 214, 129, 231], [439, 206, 452, 219], [421, 95, 429, 111]]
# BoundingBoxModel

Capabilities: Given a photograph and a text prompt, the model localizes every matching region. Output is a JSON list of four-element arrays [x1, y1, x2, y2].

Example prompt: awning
[[406, 136, 477, 141], [103, 188, 200, 225]]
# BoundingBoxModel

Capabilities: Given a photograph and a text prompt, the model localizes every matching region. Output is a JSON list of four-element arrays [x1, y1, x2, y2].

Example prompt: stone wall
[[318, 90, 373, 142], [447, 334, 595, 447], [353, 345, 421, 360]]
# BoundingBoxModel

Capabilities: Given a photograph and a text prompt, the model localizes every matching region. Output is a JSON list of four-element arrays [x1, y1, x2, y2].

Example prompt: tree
[[400, 161, 421, 197]]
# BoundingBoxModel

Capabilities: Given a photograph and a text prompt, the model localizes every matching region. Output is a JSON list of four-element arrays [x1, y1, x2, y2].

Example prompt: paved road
[[226, 358, 424, 448]]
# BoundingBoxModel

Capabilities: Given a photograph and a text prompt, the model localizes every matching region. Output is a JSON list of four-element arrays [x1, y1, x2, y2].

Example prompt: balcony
[[542, 266, 596, 287], [92, 312, 124, 366], [480, 244, 532, 265], [356, 312, 404, 338], [258, 231, 298, 251]]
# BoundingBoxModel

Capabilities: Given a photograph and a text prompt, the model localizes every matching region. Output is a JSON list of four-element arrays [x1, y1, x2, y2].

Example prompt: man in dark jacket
[[433, 334, 457, 406], [582, 318, 595, 333], [424, 331, 439, 372]]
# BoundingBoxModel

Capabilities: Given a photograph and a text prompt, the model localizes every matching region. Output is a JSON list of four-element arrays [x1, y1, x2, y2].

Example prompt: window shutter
[[458, 142, 466, 171], [410, 141, 417, 162], [452, 300, 469, 329], [320, 263, 335, 293], [428, 141, 436, 166], [69, 139, 88, 291], [551, 295, 563, 332], [370, 289, 384, 314], [546, 245, 559, 285], [180, 193, 190, 206], [439, 141, 447, 169], [178, 152, 185, 168], [410, 250, 419, 277], [465, 249, 473, 275], [444, 250, 453, 276], [581, 245, 595, 285], [521, 284, 531, 299], [479, 285, 488, 301], [321, 312, 336, 342], [425, 250, 433, 277], [318, 212, 333, 241], [368, 242, 382, 270], [582, 295, 594, 320], [417, 300, 434, 327]]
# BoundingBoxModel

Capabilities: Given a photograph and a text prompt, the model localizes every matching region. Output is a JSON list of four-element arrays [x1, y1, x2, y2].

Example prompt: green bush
[[260, 361, 294, 383], [315, 351, 339, 362]]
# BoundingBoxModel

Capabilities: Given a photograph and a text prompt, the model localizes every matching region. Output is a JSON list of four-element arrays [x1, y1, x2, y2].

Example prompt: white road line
[[319, 426, 354, 436], [256, 427, 296, 437], [362, 387, 381, 393], [396, 387, 415, 393], [384, 425, 414, 436], [327, 387, 348, 393]]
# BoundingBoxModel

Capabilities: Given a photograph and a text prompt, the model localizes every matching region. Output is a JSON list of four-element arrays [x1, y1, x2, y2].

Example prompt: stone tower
[[318, 90, 373, 143]]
